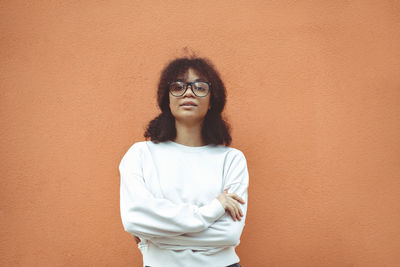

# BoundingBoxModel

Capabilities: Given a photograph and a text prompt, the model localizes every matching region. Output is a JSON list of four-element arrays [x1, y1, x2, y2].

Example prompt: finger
[[229, 202, 239, 221], [232, 201, 243, 219], [239, 207, 243, 217], [229, 194, 245, 204], [229, 204, 238, 221], [233, 204, 241, 221], [227, 195, 245, 208], [228, 207, 236, 221], [235, 202, 243, 217]]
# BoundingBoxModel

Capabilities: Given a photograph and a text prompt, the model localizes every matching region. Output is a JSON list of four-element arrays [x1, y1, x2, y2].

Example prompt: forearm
[[151, 193, 248, 248], [150, 216, 244, 248], [121, 183, 225, 238], [150, 178, 249, 248]]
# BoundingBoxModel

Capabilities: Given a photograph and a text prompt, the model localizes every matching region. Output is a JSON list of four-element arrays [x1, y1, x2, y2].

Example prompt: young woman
[[119, 56, 249, 267]]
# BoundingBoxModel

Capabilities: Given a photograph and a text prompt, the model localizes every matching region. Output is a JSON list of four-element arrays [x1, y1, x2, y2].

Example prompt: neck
[[174, 119, 205, 147]]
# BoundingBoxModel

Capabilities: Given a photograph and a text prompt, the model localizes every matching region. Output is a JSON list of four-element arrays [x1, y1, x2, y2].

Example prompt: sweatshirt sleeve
[[119, 143, 226, 239], [149, 150, 249, 248]]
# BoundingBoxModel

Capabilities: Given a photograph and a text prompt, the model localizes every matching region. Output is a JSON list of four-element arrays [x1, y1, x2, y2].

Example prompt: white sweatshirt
[[119, 140, 249, 267]]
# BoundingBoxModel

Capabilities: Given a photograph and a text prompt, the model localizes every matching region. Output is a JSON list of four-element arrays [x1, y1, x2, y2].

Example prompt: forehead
[[175, 68, 207, 81]]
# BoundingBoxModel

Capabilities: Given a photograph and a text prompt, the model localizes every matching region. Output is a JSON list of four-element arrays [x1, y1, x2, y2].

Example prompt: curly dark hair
[[144, 56, 232, 146]]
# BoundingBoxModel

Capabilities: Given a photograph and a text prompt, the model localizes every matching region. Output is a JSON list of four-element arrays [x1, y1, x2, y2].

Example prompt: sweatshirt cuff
[[199, 198, 226, 224]]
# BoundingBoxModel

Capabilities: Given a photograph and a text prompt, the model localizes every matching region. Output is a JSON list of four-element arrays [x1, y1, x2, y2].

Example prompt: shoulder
[[119, 141, 149, 166], [224, 146, 247, 161], [219, 146, 248, 172], [123, 140, 150, 154]]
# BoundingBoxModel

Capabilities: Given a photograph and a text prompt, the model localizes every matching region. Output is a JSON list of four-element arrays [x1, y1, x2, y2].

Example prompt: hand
[[217, 189, 245, 221], [134, 235, 140, 244]]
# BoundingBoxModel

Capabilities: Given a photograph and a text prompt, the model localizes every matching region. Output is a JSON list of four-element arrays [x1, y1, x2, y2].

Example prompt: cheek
[[169, 96, 177, 110], [169, 97, 182, 116], [203, 97, 211, 110], [198, 99, 210, 114]]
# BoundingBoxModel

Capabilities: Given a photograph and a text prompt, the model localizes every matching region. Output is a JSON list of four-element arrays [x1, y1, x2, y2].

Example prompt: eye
[[171, 82, 184, 91], [194, 82, 208, 91]]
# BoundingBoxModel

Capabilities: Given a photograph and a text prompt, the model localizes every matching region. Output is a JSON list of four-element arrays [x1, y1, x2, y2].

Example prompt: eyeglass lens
[[170, 82, 209, 97]]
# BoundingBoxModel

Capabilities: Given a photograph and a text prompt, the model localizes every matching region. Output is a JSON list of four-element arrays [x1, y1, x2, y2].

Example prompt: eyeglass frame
[[168, 81, 212, 97]]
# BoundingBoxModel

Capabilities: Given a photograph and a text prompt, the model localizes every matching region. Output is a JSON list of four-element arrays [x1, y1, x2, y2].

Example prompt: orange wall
[[1, 1, 400, 266]]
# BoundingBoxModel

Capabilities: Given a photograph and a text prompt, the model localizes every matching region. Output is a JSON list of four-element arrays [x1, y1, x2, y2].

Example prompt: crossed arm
[[119, 145, 249, 249], [149, 181, 248, 250]]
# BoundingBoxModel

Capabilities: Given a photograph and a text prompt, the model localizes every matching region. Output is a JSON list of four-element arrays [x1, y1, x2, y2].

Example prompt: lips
[[180, 101, 197, 106]]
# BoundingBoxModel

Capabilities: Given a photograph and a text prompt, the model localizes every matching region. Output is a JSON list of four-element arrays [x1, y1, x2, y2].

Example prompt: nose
[[183, 83, 195, 97]]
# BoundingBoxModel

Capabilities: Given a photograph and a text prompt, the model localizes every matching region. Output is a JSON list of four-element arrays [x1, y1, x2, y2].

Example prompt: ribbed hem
[[142, 241, 239, 267]]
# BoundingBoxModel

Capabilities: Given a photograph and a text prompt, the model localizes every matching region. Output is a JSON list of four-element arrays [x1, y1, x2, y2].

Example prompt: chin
[[175, 114, 205, 123]]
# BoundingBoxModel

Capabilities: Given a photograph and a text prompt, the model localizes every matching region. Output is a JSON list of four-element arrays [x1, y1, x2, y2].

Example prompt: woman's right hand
[[217, 189, 245, 221]]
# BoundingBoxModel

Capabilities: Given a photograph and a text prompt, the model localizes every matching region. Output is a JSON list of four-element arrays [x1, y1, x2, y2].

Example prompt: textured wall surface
[[1, 1, 400, 266]]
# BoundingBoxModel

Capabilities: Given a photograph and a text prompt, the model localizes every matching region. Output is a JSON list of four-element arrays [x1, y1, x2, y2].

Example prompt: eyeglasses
[[168, 81, 211, 97]]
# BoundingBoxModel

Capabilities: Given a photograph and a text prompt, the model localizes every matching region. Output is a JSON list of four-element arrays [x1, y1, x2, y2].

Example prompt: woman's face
[[169, 68, 211, 124]]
